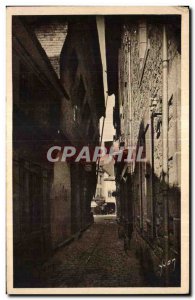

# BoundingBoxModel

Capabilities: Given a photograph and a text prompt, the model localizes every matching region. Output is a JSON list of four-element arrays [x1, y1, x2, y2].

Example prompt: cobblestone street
[[30, 216, 149, 287]]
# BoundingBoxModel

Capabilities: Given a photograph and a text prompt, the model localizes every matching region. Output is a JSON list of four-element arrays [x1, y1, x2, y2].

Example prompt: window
[[108, 191, 112, 198]]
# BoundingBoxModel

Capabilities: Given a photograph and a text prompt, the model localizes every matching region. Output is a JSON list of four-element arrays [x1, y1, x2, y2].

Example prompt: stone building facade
[[12, 16, 105, 287], [59, 16, 105, 234], [105, 15, 181, 286]]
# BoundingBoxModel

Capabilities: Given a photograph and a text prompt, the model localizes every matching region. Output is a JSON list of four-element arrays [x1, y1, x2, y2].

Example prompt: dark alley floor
[[30, 215, 149, 287]]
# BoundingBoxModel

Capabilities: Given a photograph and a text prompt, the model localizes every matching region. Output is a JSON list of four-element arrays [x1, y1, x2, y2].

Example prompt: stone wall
[[118, 17, 181, 286]]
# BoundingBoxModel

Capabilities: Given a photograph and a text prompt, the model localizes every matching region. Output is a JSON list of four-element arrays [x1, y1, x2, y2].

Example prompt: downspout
[[127, 35, 132, 167], [162, 24, 169, 286]]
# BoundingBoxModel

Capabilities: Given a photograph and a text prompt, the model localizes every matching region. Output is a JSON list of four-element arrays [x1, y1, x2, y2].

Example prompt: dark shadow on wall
[[116, 120, 181, 287]]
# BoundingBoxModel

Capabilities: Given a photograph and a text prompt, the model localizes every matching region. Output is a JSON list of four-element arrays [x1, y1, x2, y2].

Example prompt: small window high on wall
[[138, 20, 147, 70]]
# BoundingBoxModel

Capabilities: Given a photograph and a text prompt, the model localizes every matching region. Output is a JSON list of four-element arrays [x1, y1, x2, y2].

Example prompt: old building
[[60, 16, 105, 234], [93, 167, 116, 215], [12, 16, 105, 287], [105, 15, 181, 286], [103, 173, 116, 214], [12, 16, 69, 286]]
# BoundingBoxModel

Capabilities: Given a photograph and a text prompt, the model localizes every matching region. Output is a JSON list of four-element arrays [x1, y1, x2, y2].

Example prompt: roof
[[12, 16, 69, 100]]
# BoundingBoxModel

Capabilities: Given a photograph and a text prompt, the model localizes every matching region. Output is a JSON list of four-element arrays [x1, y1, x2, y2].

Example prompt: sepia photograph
[[6, 6, 189, 295]]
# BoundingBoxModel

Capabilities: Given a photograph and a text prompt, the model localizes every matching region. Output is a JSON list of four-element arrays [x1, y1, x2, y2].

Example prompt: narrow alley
[[12, 13, 182, 290], [29, 216, 149, 288]]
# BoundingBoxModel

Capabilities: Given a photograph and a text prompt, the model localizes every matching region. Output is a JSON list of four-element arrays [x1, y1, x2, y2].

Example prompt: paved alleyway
[[31, 216, 149, 287]]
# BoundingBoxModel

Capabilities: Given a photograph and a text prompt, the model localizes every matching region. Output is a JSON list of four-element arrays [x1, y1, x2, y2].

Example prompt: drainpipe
[[127, 35, 132, 170], [162, 24, 169, 286]]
